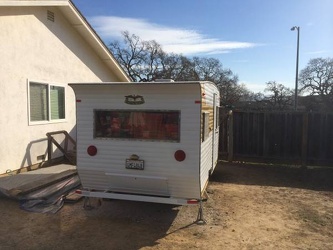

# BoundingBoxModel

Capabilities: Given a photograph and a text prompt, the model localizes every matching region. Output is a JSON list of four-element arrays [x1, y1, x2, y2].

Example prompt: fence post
[[228, 110, 234, 162], [301, 112, 309, 167]]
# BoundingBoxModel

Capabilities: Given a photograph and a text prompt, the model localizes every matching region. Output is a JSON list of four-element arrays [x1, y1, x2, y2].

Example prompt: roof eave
[[64, 1, 131, 82], [0, 1, 69, 7]]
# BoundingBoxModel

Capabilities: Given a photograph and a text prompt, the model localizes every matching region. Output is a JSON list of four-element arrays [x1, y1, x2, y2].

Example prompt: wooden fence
[[219, 110, 333, 166]]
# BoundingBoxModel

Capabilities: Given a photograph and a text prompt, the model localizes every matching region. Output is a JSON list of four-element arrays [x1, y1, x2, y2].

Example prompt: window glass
[[29, 82, 65, 122], [95, 110, 180, 142], [50, 86, 65, 119], [29, 82, 48, 121]]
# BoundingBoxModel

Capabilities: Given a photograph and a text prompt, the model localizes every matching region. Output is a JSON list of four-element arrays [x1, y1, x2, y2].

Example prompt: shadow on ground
[[71, 200, 181, 249], [211, 161, 333, 192], [0, 197, 183, 250]]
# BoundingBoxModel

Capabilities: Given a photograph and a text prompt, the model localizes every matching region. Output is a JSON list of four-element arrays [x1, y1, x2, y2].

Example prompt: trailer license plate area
[[126, 159, 144, 170]]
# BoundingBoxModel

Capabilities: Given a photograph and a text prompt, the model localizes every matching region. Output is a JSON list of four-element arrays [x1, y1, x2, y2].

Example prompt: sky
[[72, 0, 333, 93]]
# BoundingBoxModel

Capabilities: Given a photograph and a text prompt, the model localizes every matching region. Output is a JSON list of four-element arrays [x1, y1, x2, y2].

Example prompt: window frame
[[28, 80, 66, 125]]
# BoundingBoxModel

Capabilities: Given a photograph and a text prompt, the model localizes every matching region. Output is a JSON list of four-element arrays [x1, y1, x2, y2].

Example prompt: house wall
[[0, 6, 124, 174]]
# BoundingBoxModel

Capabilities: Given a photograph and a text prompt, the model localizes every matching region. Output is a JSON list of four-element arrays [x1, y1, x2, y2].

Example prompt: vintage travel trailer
[[70, 81, 220, 211]]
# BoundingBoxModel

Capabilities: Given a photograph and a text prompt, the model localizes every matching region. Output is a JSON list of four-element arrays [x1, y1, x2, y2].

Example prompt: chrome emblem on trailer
[[129, 154, 140, 160], [125, 95, 145, 105]]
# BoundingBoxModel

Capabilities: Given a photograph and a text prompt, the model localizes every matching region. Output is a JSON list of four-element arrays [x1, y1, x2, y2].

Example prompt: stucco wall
[[0, 6, 123, 173]]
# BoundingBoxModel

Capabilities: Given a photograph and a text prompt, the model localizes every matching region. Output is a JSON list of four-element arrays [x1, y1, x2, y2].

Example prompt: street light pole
[[291, 26, 300, 111]]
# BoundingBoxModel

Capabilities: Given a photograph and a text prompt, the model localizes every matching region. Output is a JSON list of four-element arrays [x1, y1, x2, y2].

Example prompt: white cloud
[[89, 16, 258, 55], [305, 50, 330, 55]]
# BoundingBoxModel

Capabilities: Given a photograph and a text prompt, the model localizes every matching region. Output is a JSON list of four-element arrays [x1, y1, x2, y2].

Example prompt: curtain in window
[[94, 110, 180, 141]]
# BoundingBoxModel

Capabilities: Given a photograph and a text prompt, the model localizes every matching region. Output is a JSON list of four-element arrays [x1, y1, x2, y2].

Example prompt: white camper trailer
[[70, 81, 220, 209]]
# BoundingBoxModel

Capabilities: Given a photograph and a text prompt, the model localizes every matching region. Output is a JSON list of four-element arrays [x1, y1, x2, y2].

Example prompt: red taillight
[[187, 199, 198, 204], [87, 145, 97, 156], [75, 189, 82, 194], [174, 150, 186, 162]]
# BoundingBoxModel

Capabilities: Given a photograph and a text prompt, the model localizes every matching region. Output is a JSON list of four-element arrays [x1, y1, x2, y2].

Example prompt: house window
[[29, 81, 65, 123], [94, 110, 180, 142]]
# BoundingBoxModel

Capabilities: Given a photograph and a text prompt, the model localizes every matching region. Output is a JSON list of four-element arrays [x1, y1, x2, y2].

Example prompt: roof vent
[[47, 10, 55, 22]]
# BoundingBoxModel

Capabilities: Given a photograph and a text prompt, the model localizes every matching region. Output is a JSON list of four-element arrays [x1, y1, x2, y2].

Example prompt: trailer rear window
[[94, 110, 180, 142]]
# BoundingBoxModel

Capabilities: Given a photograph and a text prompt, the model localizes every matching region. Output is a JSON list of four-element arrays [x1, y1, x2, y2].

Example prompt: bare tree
[[109, 31, 250, 106], [299, 57, 333, 109], [109, 31, 164, 82], [157, 53, 197, 81], [109, 31, 144, 81], [263, 81, 293, 110], [141, 40, 164, 81], [192, 57, 222, 81]]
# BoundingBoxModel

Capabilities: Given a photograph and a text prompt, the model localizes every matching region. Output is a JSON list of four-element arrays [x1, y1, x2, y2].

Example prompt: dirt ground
[[1, 162, 333, 250]]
